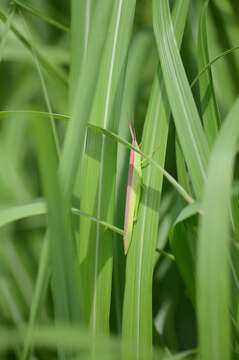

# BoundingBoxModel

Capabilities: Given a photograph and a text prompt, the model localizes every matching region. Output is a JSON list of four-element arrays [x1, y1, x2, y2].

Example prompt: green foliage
[[0, 0, 239, 359]]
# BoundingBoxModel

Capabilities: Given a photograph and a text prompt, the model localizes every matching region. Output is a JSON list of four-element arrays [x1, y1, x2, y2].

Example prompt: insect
[[123, 125, 142, 254]]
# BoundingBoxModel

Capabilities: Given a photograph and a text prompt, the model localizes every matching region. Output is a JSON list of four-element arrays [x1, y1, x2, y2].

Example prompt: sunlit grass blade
[[197, 97, 239, 360], [153, 0, 209, 199], [69, 0, 95, 109]]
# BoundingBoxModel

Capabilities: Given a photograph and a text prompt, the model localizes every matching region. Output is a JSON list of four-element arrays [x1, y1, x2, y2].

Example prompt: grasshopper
[[123, 125, 142, 254]]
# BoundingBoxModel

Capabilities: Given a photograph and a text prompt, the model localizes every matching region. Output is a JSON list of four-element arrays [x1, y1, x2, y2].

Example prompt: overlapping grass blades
[[122, 1, 189, 359], [197, 1, 219, 147], [1, 0, 239, 359], [153, 0, 209, 199], [76, 0, 136, 344], [59, 0, 114, 200]]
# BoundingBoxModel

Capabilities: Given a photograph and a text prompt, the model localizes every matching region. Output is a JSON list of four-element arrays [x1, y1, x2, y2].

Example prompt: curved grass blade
[[153, 0, 209, 199], [191, 45, 239, 89], [197, 97, 239, 360]]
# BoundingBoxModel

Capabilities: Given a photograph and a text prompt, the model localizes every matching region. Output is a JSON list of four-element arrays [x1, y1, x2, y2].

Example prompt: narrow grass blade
[[175, 139, 192, 195], [0, 200, 123, 236], [22, 13, 60, 155], [69, 0, 94, 109], [198, 1, 219, 147], [191, 45, 239, 89], [0, 6, 15, 63], [21, 235, 50, 360], [13, 0, 69, 32], [153, 0, 209, 199], [0, 110, 69, 122], [197, 97, 239, 360], [0, 7, 67, 85]]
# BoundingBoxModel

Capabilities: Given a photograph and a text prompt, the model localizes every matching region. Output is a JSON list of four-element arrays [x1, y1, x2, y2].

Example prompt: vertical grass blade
[[31, 114, 81, 356], [198, 1, 220, 147], [197, 97, 239, 360], [69, 0, 95, 110]]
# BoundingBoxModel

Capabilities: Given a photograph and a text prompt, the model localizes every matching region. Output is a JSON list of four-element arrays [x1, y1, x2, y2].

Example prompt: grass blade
[[197, 97, 239, 360], [69, 0, 94, 109], [13, 0, 69, 32], [198, 1, 219, 147]]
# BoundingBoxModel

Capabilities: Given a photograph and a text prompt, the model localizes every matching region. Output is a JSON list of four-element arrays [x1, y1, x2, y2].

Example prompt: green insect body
[[123, 125, 142, 255]]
